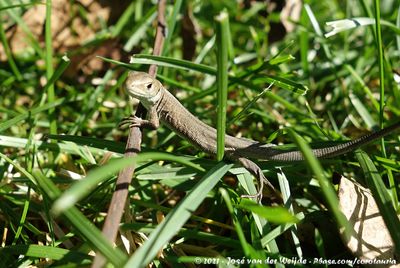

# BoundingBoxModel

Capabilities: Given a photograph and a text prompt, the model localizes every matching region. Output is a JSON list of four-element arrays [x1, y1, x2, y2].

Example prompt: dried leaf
[[338, 176, 398, 267]]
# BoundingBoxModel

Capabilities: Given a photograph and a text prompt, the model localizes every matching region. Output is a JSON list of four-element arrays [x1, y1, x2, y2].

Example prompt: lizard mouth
[[128, 91, 148, 99], [125, 86, 150, 100]]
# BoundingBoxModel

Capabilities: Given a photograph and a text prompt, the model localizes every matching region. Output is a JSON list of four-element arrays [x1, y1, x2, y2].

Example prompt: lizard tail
[[265, 121, 400, 162]]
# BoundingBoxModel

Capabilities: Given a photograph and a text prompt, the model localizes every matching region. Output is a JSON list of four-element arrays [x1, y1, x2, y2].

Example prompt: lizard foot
[[119, 115, 142, 129], [119, 115, 157, 130], [236, 157, 281, 202]]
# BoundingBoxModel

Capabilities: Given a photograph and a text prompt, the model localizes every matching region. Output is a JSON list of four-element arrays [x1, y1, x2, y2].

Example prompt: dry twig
[[91, 1, 167, 267]]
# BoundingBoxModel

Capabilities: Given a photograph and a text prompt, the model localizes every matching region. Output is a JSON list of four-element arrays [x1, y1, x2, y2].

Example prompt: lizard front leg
[[119, 106, 160, 130]]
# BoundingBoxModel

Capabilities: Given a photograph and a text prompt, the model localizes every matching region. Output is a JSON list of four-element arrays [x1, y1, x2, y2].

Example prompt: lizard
[[120, 71, 400, 199]]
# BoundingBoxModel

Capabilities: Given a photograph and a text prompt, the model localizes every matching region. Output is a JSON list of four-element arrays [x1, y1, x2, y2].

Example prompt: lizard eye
[[146, 83, 152, 89]]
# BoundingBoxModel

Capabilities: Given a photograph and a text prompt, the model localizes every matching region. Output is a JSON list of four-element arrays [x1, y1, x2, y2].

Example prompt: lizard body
[[123, 71, 400, 162]]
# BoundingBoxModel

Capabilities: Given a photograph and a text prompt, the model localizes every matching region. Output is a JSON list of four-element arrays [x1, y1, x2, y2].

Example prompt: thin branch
[[91, 1, 167, 267]]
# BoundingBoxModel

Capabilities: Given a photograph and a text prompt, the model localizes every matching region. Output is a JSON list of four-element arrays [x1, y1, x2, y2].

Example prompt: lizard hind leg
[[236, 157, 281, 202]]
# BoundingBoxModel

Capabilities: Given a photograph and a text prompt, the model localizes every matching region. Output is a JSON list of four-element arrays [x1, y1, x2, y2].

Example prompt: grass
[[0, 1, 399, 267]]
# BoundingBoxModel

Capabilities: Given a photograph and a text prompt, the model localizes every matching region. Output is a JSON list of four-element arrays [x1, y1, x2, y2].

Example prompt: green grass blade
[[348, 92, 376, 129], [1, 0, 43, 57], [344, 64, 379, 111], [0, 19, 22, 80], [0, 134, 121, 157], [215, 10, 229, 161], [47, 134, 125, 153], [195, 35, 215, 64], [228, 84, 272, 125], [122, 222, 240, 248], [11, 188, 30, 245], [43, 55, 70, 93], [260, 213, 305, 246], [124, 162, 233, 268], [36, 174, 127, 267], [235, 199, 298, 224], [161, 0, 183, 56], [373, 0, 385, 130], [123, 5, 157, 51], [129, 54, 216, 74], [277, 171, 303, 257], [234, 169, 282, 255], [0, 98, 66, 133], [0, 152, 126, 266], [68, 69, 115, 135], [373, 0, 398, 211], [219, 188, 253, 257], [33, 172, 127, 266], [287, 129, 355, 241], [52, 152, 205, 215], [0, 244, 90, 263], [45, 0, 56, 135], [355, 151, 400, 256], [397, 5, 400, 52], [0, 1, 43, 11], [101, 55, 307, 95], [111, 1, 135, 37]]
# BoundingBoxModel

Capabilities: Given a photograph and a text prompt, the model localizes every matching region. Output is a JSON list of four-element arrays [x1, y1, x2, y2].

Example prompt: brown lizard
[[121, 71, 400, 198]]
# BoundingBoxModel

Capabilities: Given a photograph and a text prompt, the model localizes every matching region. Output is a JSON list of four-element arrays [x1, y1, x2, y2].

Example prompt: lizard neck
[[154, 87, 255, 155], [140, 89, 163, 109]]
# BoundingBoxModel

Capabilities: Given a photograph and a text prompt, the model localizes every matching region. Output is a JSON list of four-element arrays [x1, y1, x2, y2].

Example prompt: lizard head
[[125, 71, 162, 106]]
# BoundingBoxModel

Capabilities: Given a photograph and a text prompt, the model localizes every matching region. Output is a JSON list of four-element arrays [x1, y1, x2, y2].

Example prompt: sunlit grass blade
[[52, 152, 205, 215], [195, 35, 215, 64], [111, 1, 135, 37], [43, 55, 70, 93], [277, 171, 303, 257], [325, 17, 374, 37], [215, 10, 229, 161], [299, 10, 309, 75], [349, 92, 376, 129], [0, 245, 91, 264], [157, 73, 202, 93], [11, 187, 30, 244], [304, 4, 332, 59], [235, 199, 298, 224], [234, 169, 282, 255], [355, 151, 400, 256], [47, 134, 125, 154], [0, 134, 120, 156], [45, 0, 56, 134], [124, 162, 233, 268], [130, 54, 216, 74], [325, 17, 400, 37], [123, 5, 157, 51]]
